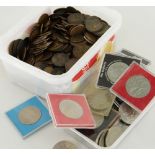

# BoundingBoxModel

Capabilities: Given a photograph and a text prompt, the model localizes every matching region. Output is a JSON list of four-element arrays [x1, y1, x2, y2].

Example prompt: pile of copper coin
[[8, 6, 110, 75]]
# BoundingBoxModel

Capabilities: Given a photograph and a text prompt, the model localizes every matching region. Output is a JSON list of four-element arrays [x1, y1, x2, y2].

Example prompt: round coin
[[95, 129, 108, 146], [125, 75, 151, 98], [18, 106, 41, 125], [107, 62, 129, 83], [85, 16, 104, 33], [93, 114, 104, 129], [53, 140, 77, 149], [67, 13, 85, 24], [105, 125, 126, 147], [65, 58, 78, 71], [119, 103, 139, 125], [52, 53, 69, 67], [59, 99, 83, 119], [85, 87, 115, 111]]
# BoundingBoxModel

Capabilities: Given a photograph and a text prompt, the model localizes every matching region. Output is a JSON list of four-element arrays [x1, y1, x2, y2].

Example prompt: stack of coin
[[8, 6, 110, 75]]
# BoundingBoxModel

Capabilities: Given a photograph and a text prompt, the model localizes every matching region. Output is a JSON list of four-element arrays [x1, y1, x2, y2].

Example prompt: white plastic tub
[[0, 6, 122, 98]]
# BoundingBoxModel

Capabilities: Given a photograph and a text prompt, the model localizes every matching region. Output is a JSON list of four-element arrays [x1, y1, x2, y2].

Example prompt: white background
[[0, 6, 155, 149]]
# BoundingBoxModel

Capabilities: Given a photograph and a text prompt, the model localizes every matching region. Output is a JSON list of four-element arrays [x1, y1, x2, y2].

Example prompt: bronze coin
[[52, 53, 69, 67], [85, 16, 104, 33], [44, 66, 54, 74], [70, 34, 84, 43], [69, 24, 85, 36], [8, 40, 14, 55], [95, 23, 110, 37], [25, 55, 35, 65], [38, 13, 49, 25], [52, 66, 66, 75], [34, 61, 46, 69], [48, 41, 65, 52], [67, 13, 85, 24], [18, 106, 41, 125], [73, 44, 90, 59], [84, 31, 97, 44], [65, 58, 78, 71]]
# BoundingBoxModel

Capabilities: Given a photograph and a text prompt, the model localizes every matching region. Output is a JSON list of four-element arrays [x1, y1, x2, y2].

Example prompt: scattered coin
[[125, 75, 151, 98], [107, 62, 129, 83], [105, 125, 126, 147], [53, 140, 78, 149], [18, 106, 41, 125], [59, 99, 83, 119], [93, 114, 104, 128], [8, 7, 110, 75], [119, 102, 139, 125]]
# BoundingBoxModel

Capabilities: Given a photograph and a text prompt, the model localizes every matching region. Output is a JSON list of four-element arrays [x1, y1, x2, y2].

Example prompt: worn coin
[[119, 103, 139, 125], [93, 114, 104, 129], [52, 66, 66, 75], [53, 140, 77, 149], [52, 53, 69, 67], [105, 125, 126, 147], [67, 13, 85, 24], [70, 34, 85, 43], [59, 99, 83, 119], [84, 31, 97, 44], [18, 106, 41, 125], [95, 129, 108, 146], [38, 14, 49, 25], [86, 88, 115, 111], [125, 75, 151, 98], [65, 58, 78, 71], [85, 16, 104, 33], [107, 62, 129, 83], [69, 24, 85, 36], [44, 66, 54, 74]]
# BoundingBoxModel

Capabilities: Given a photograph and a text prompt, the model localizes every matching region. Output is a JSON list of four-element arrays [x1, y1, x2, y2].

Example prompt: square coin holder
[[97, 53, 141, 88], [6, 96, 52, 138], [111, 62, 155, 111], [47, 94, 95, 128]]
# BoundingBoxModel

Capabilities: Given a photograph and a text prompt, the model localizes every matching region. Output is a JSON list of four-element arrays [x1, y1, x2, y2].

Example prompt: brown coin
[[95, 23, 110, 37], [69, 24, 85, 36], [34, 61, 46, 69], [25, 55, 35, 65], [67, 13, 85, 24], [52, 66, 66, 75], [65, 58, 78, 71], [44, 66, 54, 74], [52, 53, 69, 67], [73, 43, 90, 58], [18, 106, 41, 125], [70, 34, 84, 43], [85, 16, 104, 33], [48, 41, 65, 52], [38, 14, 49, 24], [84, 31, 97, 44]]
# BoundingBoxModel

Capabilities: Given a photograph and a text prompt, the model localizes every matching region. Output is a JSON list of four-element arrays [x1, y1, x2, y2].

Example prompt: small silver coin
[[105, 125, 126, 147], [119, 103, 139, 124], [125, 75, 151, 98], [59, 99, 83, 119], [53, 140, 77, 149], [107, 62, 129, 83], [18, 106, 41, 125], [93, 114, 104, 128], [95, 129, 108, 146]]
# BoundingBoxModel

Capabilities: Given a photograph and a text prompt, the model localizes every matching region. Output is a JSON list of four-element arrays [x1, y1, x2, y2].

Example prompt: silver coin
[[95, 129, 108, 146], [59, 99, 83, 119], [53, 140, 77, 149], [93, 114, 104, 128], [125, 75, 151, 98], [107, 62, 129, 83], [119, 103, 139, 124], [18, 106, 41, 125], [85, 87, 116, 111]]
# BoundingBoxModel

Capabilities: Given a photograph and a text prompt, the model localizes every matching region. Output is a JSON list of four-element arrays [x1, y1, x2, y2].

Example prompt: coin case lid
[[47, 94, 95, 128], [111, 62, 155, 111], [97, 53, 141, 88], [6, 96, 52, 137]]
